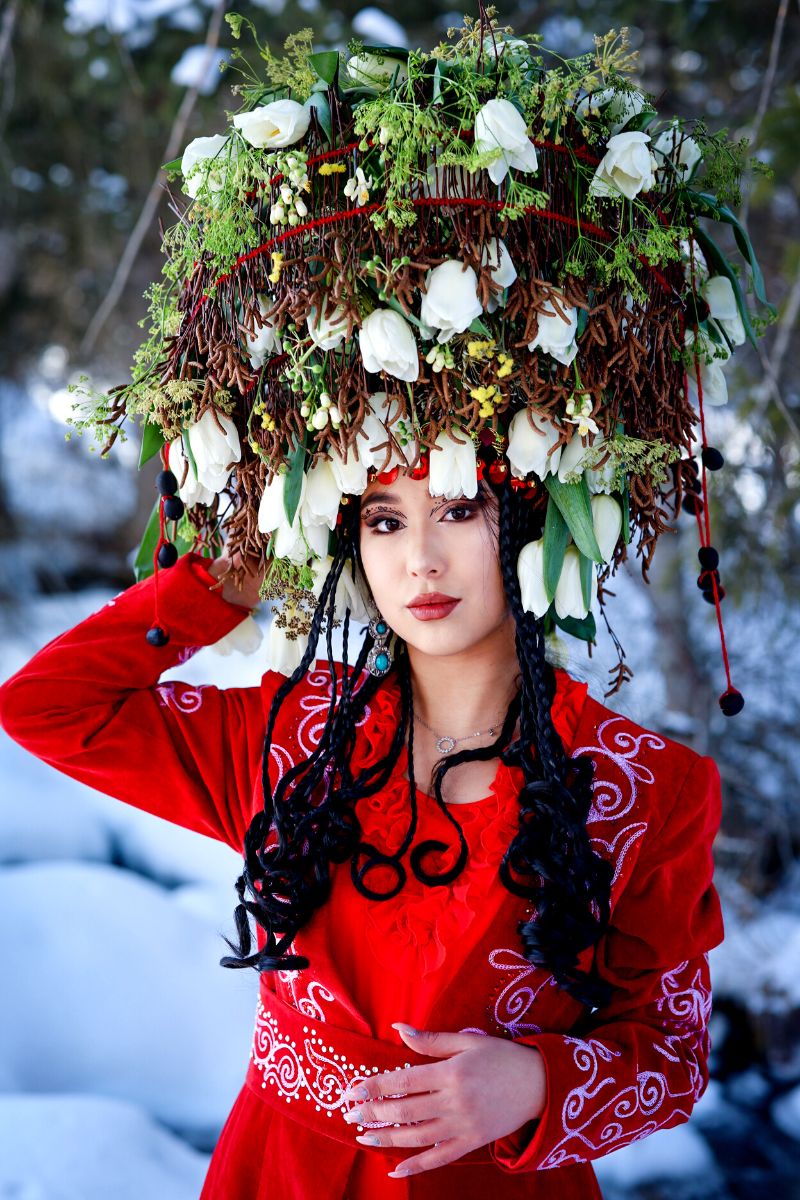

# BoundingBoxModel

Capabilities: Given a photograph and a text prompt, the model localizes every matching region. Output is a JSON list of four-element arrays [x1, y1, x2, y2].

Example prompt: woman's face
[[357, 470, 513, 658]]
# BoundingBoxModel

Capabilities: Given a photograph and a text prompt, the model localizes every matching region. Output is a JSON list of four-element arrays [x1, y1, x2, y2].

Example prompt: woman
[[0, 460, 724, 1199]]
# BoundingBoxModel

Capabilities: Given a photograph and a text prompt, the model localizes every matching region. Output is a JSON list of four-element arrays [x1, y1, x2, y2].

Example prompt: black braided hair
[[220, 477, 614, 1010]]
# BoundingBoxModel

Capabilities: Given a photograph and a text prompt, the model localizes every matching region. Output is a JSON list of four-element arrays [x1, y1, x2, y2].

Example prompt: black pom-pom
[[719, 689, 745, 716], [146, 625, 169, 647], [698, 569, 720, 591], [702, 584, 726, 603], [687, 475, 703, 494], [684, 293, 711, 325], [682, 493, 704, 516], [156, 469, 178, 496], [157, 541, 179, 568], [702, 446, 724, 471], [698, 546, 720, 570], [163, 495, 184, 521]]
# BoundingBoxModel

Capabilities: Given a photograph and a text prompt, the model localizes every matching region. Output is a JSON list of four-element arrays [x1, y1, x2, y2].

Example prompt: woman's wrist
[[205, 554, 264, 610]]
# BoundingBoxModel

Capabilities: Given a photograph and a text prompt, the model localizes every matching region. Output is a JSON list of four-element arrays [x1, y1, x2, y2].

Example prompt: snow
[[772, 1082, 800, 1142], [0, 861, 257, 1140], [0, 1094, 210, 1200], [593, 1121, 721, 1189], [170, 45, 229, 94]]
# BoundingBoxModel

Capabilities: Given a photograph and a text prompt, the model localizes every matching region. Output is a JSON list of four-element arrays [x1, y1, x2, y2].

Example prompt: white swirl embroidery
[[529, 956, 713, 1168], [250, 1001, 412, 1126], [294, 666, 373, 757], [573, 716, 666, 824], [154, 681, 207, 713], [488, 948, 558, 1037]]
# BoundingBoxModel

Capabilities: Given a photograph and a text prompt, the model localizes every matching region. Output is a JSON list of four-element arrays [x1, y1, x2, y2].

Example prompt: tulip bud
[[590, 495, 623, 563], [517, 538, 549, 617]]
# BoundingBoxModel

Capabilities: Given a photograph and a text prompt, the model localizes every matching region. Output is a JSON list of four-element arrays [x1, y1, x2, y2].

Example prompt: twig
[[751, 256, 800, 445], [740, 0, 789, 226], [79, 0, 228, 357]]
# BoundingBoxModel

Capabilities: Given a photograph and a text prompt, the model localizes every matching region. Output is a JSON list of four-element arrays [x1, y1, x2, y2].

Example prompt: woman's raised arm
[[0, 551, 284, 850]]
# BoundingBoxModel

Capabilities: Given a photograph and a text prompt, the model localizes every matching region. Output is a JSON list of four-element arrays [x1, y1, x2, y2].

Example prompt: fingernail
[[391, 1022, 418, 1036], [342, 1084, 369, 1102], [343, 1109, 363, 1123], [388, 1168, 409, 1177], [356, 1134, 381, 1145]]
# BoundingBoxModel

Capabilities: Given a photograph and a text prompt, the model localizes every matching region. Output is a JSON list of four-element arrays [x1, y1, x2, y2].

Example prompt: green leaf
[[183, 425, 199, 481], [543, 475, 604, 563], [578, 551, 594, 611], [692, 191, 775, 313], [304, 92, 332, 145], [692, 226, 759, 349], [283, 435, 307, 527], [309, 50, 339, 85], [138, 418, 165, 470], [553, 609, 597, 642], [621, 484, 631, 545], [161, 156, 183, 174], [542, 497, 569, 602], [468, 316, 493, 337]]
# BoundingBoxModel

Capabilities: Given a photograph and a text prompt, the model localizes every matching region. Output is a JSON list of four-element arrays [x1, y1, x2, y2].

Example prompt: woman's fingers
[[354, 1119, 450, 1150], [343, 1089, 442, 1131]]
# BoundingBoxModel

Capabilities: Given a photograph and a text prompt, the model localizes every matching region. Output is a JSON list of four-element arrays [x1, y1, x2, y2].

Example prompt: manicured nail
[[391, 1022, 418, 1036], [356, 1134, 381, 1145], [342, 1083, 369, 1102], [388, 1168, 409, 1177]]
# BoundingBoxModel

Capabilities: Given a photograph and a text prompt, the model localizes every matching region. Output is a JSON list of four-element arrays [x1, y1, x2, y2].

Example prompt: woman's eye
[[364, 503, 477, 534]]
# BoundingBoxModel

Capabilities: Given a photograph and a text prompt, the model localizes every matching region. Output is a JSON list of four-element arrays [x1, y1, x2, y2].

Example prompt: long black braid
[[220, 477, 614, 1010]]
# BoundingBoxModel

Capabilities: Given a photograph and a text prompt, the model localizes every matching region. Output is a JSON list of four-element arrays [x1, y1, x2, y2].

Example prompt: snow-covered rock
[[593, 1120, 721, 1189], [0, 861, 257, 1142], [0, 1093, 210, 1200]]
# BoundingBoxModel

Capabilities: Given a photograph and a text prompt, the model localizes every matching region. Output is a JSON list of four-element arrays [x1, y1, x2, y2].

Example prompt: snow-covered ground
[[1, 583, 799, 1198]]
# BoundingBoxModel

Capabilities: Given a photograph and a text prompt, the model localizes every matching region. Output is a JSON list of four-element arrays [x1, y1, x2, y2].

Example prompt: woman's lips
[[407, 599, 461, 621]]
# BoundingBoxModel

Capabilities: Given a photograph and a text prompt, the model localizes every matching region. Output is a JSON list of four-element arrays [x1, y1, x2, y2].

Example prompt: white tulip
[[301, 456, 342, 530], [309, 555, 372, 624], [346, 53, 407, 90], [577, 88, 647, 134], [517, 538, 549, 617], [246, 296, 282, 368], [258, 470, 303, 535], [555, 545, 597, 620], [506, 408, 562, 480], [687, 359, 728, 407], [274, 517, 329, 565], [180, 134, 233, 199], [232, 98, 310, 149], [703, 276, 746, 347], [267, 619, 309, 675], [419, 260, 483, 344], [166, 436, 217, 507], [557, 431, 594, 483], [527, 297, 579, 366], [209, 615, 263, 656], [481, 237, 518, 313], [427, 427, 478, 500], [589, 131, 658, 201], [591, 494, 623, 563], [473, 97, 539, 185], [359, 308, 420, 382], [306, 301, 349, 350], [185, 408, 241, 493], [653, 122, 702, 183]]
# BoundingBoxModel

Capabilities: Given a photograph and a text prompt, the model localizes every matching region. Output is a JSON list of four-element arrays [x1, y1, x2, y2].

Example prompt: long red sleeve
[[490, 751, 725, 1172], [0, 551, 285, 851]]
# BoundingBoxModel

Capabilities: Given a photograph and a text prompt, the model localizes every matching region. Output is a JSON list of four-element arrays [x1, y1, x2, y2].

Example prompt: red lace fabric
[[328, 668, 589, 1040]]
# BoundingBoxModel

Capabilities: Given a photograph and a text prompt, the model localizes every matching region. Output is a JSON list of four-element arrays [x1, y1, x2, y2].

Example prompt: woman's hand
[[206, 549, 266, 610], [338, 1023, 547, 1178]]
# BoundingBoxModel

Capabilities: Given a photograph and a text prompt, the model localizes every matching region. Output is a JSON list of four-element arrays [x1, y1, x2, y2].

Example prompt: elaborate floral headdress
[[73, 3, 772, 712]]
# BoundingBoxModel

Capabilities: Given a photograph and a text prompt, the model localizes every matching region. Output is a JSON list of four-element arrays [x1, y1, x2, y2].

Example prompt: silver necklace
[[412, 705, 507, 755]]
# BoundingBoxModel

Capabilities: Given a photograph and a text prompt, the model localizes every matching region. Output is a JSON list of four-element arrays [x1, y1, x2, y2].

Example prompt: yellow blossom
[[466, 338, 496, 359], [317, 162, 346, 176], [496, 353, 514, 378], [268, 251, 284, 284]]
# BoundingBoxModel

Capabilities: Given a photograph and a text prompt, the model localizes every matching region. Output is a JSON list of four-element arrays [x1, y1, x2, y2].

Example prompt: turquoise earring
[[366, 615, 393, 676]]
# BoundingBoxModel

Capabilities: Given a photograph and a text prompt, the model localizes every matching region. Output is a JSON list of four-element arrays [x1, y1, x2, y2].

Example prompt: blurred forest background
[[1, 1, 799, 1197]]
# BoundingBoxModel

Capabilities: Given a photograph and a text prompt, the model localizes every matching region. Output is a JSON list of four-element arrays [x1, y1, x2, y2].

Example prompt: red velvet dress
[[0, 552, 726, 1199]]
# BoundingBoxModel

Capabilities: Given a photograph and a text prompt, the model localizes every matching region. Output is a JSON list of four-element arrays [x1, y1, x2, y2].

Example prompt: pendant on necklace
[[436, 735, 457, 754]]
